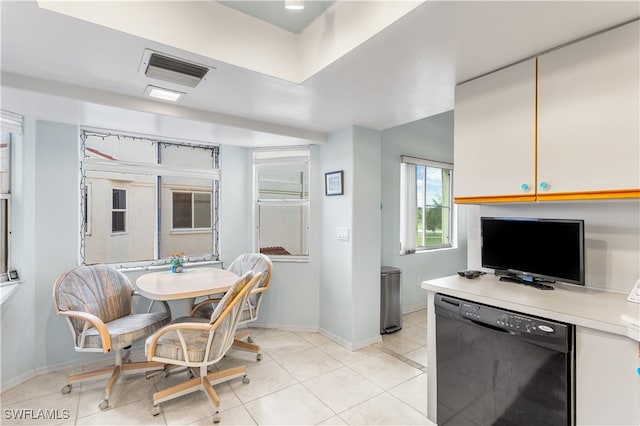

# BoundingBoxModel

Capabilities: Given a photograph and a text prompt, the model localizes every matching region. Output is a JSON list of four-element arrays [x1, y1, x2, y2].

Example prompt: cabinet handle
[[539, 181, 550, 191], [521, 183, 530, 192]]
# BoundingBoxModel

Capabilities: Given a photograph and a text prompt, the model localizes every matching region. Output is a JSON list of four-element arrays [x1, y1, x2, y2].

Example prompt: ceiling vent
[[139, 49, 211, 88]]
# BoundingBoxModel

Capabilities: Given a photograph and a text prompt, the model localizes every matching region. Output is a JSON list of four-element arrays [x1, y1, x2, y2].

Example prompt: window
[[111, 188, 127, 233], [0, 111, 21, 282], [400, 155, 453, 253], [172, 191, 211, 230], [254, 148, 309, 258], [81, 129, 219, 266]]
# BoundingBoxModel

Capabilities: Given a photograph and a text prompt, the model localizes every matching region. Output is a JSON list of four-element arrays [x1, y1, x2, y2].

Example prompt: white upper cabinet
[[453, 59, 537, 202], [454, 20, 639, 204], [538, 20, 639, 200]]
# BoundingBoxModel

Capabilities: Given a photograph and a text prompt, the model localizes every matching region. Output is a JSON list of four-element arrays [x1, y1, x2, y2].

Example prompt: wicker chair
[[191, 253, 272, 360], [146, 271, 261, 422], [53, 264, 171, 410]]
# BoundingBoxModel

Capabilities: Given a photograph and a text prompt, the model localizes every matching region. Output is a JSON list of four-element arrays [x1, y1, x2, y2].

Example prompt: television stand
[[499, 276, 555, 290]]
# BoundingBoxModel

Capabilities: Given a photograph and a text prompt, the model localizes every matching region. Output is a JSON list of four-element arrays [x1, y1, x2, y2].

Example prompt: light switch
[[337, 227, 350, 241]]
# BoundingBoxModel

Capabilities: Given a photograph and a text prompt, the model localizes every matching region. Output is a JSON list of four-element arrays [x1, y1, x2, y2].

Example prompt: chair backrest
[[206, 271, 262, 361], [227, 253, 272, 318], [227, 253, 272, 291], [53, 264, 134, 334]]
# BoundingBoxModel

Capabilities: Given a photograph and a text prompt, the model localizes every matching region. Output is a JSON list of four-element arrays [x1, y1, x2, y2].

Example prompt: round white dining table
[[135, 267, 239, 316]]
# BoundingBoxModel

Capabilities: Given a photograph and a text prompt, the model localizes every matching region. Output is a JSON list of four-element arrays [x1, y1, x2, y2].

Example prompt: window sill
[[267, 256, 309, 263], [0, 281, 22, 306], [401, 246, 455, 255]]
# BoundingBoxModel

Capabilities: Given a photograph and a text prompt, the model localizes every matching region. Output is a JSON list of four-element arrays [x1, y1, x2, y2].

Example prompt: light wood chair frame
[[190, 254, 273, 360], [53, 270, 171, 411], [147, 272, 262, 422]]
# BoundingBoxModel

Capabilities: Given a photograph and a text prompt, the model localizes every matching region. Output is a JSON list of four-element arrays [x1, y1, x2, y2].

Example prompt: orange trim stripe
[[456, 189, 640, 204], [455, 195, 536, 204], [537, 189, 640, 201]]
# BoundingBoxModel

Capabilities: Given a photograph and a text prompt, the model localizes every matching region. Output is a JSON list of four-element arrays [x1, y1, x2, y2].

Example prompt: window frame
[[254, 147, 310, 261], [0, 111, 21, 282], [80, 128, 220, 268], [400, 155, 455, 254]]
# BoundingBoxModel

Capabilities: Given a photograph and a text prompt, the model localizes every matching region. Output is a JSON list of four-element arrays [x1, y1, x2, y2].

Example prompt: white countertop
[[422, 274, 640, 341]]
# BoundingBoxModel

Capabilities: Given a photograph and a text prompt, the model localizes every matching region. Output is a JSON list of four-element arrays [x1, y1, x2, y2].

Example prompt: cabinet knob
[[539, 181, 550, 191], [521, 183, 530, 192]]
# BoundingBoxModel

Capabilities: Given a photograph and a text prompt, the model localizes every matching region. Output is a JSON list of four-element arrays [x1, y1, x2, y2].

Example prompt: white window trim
[[84, 182, 93, 236], [254, 148, 310, 261], [1, 110, 22, 282], [80, 128, 220, 267], [400, 155, 455, 254]]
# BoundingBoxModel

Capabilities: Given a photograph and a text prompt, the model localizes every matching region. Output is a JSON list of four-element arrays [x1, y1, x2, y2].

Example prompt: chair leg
[[231, 338, 262, 360], [152, 375, 202, 406], [63, 357, 165, 411], [206, 366, 247, 386], [202, 379, 221, 424]]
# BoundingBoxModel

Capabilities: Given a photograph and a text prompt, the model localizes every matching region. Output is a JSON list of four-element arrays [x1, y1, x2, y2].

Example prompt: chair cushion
[[145, 316, 219, 363], [55, 265, 135, 333], [81, 311, 170, 350], [193, 301, 254, 322]]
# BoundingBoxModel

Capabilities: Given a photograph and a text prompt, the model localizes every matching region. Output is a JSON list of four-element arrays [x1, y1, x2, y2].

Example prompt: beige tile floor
[[0, 310, 433, 425]]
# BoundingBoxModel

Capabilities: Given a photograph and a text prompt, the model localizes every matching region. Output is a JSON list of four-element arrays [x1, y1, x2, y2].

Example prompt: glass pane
[[160, 177, 213, 258], [425, 167, 443, 207], [0, 139, 9, 194], [85, 134, 156, 163], [193, 193, 211, 228], [84, 176, 155, 264], [258, 204, 309, 256], [425, 206, 450, 246], [112, 189, 126, 209], [1, 199, 7, 274], [112, 211, 125, 233], [172, 192, 192, 229], [160, 144, 214, 169], [257, 163, 308, 200]]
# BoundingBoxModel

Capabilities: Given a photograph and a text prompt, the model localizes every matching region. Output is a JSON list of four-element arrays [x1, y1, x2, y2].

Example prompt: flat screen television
[[481, 217, 585, 287]]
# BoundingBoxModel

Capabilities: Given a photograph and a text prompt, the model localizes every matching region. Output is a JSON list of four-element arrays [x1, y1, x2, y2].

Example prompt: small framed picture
[[325, 170, 344, 196], [8, 270, 19, 281]]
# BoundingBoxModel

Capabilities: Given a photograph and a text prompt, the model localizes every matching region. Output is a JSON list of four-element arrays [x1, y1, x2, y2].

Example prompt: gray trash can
[[380, 266, 402, 334]]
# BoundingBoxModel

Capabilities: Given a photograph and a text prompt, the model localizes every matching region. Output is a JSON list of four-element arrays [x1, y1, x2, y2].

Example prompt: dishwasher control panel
[[460, 302, 558, 336]]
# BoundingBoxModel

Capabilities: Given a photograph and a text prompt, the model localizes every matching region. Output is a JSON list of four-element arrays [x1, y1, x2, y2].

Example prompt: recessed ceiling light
[[285, 0, 304, 10], [144, 85, 185, 102]]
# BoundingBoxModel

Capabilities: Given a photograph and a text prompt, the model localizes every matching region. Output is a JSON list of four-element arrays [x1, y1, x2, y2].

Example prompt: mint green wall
[[318, 127, 354, 343], [1, 112, 462, 387], [1, 121, 85, 388], [1, 118, 38, 386], [351, 127, 382, 346], [380, 111, 468, 312]]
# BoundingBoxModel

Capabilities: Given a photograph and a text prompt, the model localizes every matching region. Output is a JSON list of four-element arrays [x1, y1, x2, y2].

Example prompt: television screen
[[481, 217, 585, 286]]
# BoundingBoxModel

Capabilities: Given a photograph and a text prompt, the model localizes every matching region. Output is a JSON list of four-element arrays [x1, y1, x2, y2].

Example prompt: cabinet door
[[454, 58, 536, 203], [538, 21, 640, 200], [575, 326, 640, 425]]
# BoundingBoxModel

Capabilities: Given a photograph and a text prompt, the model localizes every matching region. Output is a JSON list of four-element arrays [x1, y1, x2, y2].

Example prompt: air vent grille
[[144, 53, 209, 88]]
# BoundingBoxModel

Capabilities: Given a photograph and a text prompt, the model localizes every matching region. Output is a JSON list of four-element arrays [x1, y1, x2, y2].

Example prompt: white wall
[[380, 111, 468, 313], [466, 201, 640, 293]]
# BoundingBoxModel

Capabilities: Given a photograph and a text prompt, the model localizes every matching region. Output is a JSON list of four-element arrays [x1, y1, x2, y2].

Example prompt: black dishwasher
[[435, 293, 575, 426]]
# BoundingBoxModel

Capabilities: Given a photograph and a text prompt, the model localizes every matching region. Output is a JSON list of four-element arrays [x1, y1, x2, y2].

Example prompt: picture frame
[[325, 170, 344, 196]]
